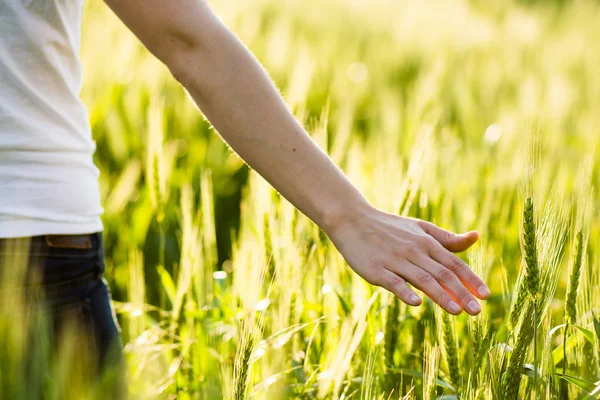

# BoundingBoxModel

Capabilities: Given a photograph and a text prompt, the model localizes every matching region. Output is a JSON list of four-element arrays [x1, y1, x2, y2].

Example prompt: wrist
[[320, 194, 377, 237]]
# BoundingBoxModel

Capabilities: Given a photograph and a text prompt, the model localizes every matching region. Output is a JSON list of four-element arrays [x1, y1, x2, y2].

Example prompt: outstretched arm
[[104, 0, 490, 315]]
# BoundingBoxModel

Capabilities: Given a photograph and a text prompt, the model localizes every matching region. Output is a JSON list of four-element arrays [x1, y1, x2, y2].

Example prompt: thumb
[[418, 221, 479, 253]]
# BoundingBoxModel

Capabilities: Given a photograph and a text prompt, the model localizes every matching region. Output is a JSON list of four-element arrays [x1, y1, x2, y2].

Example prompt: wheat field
[[3, 0, 600, 399]]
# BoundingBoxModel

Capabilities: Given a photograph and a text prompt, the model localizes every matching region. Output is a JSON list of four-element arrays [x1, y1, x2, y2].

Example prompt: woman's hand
[[324, 205, 490, 315]]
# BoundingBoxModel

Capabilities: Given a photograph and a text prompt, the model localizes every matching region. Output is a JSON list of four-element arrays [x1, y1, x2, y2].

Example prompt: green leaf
[[334, 290, 351, 315], [593, 314, 600, 341], [553, 334, 579, 366], [574, 325, 596, 345], [587, 381, 600, 398], [156, 264, 176, 306], [553, 326, 596, 365], [553, 373, 598, 394], [552, 325, 594, 365]]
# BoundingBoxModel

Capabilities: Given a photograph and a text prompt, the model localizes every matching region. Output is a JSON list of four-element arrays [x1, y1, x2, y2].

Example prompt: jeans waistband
[[0, 232, 104, 286], [0, 232, 102, 255]]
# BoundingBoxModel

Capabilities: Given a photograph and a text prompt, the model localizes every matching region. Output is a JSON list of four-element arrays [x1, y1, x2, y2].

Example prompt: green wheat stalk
[[263, 213, 275, 275], [470, 314, 491, 390], [233, 316, 255, 400], [523, 198, 539, 299], [566, 230, 584, 323], [501, 305, 535, 400], [508, 274, 527, 332], [471, 317, 482, 363], [442, 312, 461, 397], [524, 197, 539, 398], [502, 196, 546, 399], [561, 229, 584, 398], [475, 329, 492, 384]]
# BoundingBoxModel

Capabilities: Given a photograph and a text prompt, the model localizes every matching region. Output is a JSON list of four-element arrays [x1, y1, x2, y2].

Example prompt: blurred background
[[78, 0, 600, 398]]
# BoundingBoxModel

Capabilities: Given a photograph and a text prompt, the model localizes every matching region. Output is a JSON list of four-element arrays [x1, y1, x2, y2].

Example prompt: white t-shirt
[[0, 0, 103, 238]]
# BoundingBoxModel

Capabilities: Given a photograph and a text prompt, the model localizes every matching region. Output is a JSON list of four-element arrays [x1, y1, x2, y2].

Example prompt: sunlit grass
[[4, 0, 600, 398]]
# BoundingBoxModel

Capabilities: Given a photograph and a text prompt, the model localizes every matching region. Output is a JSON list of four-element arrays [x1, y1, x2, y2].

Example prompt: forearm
[[168, 22, 372, 233], [105, 0, 489, 315]]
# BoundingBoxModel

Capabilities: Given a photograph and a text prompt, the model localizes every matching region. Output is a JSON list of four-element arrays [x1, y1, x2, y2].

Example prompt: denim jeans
[[0, 232, 126, 398]]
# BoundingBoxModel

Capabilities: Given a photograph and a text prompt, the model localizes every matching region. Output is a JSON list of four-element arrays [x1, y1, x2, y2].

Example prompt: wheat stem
[[442, 312, 461, 397], [233, 317, 255, 400], [523, 198, 539, 299], [566, 230, 584, 323]]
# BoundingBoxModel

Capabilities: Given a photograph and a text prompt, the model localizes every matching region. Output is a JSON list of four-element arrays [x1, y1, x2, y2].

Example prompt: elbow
[[161, 30, 218, 93], [150, 29, 198, 84], [160, 20, 235, 105], [165, 45, 196, 88], [164, 43, 219, 110], [163, 33, 230, 104]]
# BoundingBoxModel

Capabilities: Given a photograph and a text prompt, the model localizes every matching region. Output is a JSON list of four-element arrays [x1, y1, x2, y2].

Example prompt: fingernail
[[410, 295, 421, 305], [478, 286, 490, 298], [448, 301, 461, 313], [468, 300, 481, 314]]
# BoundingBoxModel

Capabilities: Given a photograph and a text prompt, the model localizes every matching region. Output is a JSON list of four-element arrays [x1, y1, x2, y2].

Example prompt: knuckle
[[436, 268, 456, 283], [416, 234, 431, 248], [448, 256, 467, 273], [424, 235, 438, 249], [429, 242, 445, 257], [416, 271, 434, 285], [457, 290, 473, 303], [468, 273, 482, 287], [443, 229, 454, 243], [437, 292, 450, 307], [397, 287, 413, 300], [386, 274, 405, 290], [412, 233, 424, 244], [415, 220, 429, 233]]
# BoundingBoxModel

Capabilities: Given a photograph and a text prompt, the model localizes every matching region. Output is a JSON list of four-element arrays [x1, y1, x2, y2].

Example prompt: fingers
[[415, 256, 481, 315], [387, 262, 464, 315], [379, 269, 422, 306], [417, 220, 479, 253], [427, 240, 490, 300]]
